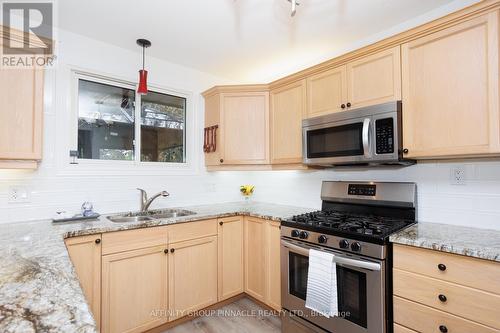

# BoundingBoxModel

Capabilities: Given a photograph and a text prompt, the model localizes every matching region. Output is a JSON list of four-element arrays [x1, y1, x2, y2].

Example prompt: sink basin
[[107, 216, 154, 223], [107, 209, 196, 223]]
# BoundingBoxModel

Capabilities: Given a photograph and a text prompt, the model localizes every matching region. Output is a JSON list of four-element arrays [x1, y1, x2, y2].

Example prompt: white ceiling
[[57, 0, 479, 83]]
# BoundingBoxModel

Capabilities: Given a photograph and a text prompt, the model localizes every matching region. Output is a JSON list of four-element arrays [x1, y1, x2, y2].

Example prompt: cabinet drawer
[[394, 324, 418, 333], [393, 244, 500, 294], [102, 226, 168, 255], [394, 269, 500, 329], [394, 296, 498, 333], [168, 219, 218, 243]]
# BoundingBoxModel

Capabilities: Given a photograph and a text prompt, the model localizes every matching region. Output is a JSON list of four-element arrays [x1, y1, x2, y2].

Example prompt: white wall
[[1, 26, 500, 231]]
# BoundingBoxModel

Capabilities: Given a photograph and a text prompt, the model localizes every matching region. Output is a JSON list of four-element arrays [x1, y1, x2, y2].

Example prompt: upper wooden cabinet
[[204, 88, 270, 166], [65, 235, 102, 330], [306, 65, 347, 118], [270, 80, 306, 164], [0, 30, 45, 169], [401, 11, 500, 159], [346, 46, 401, 109]]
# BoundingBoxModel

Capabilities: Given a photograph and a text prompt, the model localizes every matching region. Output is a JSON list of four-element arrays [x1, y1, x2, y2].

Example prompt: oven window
[[289, 252, 308, 300], [306, 123, 364, 158], [337, 266, 367, 328]]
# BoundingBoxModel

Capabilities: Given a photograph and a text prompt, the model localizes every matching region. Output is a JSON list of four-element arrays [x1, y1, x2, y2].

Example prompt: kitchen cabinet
[[244, 217, 282, 310], [203, 87, 270, 166], [266, 220, 282, 311], [306, 65, 347, 118], [346, 46, 401, 109], [101, 246, 169, 333], [168, 236, 218, 321], [401, 11, 500, 159], [65, 235, 102, 329], [244, 217, 268, 302], [0, 46, 44, 168], [270, 80, 306, 164], [393, 244, 500, 332], [218, 216, 244, 301]]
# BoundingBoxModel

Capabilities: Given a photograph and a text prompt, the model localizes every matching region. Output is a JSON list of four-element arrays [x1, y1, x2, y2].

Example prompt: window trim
[[64, 69, 196, 175]]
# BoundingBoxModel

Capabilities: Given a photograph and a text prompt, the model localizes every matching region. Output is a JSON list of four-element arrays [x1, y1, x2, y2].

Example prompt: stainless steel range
[[281, 181, 417, 333]]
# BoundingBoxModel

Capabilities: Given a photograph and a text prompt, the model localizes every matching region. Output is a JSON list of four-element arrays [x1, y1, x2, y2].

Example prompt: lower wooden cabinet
[[218, 216, 244, 301], [244, 217, 282, 310], [65, 234, 102, 329], [168, 236, 218, 321], [393, 244, 500, 332], [101, 246, 169, 333]]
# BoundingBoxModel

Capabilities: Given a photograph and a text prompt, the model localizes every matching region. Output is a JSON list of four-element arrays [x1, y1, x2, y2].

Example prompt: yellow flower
[[240, 185, 255, 196]]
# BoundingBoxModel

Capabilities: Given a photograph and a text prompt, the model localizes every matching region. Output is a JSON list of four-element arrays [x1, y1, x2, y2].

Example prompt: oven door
[[281, 239, 386, 333]]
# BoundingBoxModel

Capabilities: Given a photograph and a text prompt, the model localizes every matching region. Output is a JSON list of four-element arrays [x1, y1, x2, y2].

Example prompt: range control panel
[[348, 184, 376, 196]]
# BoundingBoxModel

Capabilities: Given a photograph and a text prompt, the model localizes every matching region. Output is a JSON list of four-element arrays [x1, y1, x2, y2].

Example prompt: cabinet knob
[[95, 239, 101, 244], [220, 159, 224, 163], [403, 148, 409, 154], [438, 263, 447, 271], [164, 249, 169, 254], [341, 104, 346, 109], [438, 294, 447, 302], [439, 325, 448, 333], [219, 221, 223, 226], [346, 102, 351, 108], [170, 248, 175, 253]]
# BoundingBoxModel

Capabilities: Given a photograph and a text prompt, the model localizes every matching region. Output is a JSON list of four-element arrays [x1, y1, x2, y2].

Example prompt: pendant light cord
[[142, 46, 145, 70]]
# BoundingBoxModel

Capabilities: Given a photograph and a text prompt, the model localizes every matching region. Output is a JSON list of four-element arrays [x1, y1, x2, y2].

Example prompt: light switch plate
[[8, 186, 31, 203]]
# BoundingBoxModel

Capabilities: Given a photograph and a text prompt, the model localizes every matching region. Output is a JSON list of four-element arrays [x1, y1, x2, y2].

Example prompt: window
[[76, 75, 186, 164]]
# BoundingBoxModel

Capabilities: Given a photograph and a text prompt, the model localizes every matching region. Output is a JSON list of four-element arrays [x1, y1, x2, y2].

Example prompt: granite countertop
[[390, 222, 500, 262], [0, 201, 312, 333]]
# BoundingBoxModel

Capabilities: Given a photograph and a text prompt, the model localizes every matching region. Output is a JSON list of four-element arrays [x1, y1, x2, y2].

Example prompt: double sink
[[107, 209, 196, 223]]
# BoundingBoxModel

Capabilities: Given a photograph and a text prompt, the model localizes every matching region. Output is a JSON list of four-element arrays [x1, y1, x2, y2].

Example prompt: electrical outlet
[[8, 186, 31, 203], [450, 166, 466, 185]]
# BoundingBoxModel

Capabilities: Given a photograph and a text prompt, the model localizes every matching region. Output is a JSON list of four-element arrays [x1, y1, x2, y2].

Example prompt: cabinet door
[[65, 235, 102, 329], [306, 65, 347, 118], [270, 80, 306, 164], [401, 12, 500, 158], [218, 216, 244, 301], [346, 46, 401, 109], [168, 236, 218, 321], [101, 246, 168, 333], [0, 67, 43, 162], [267, 221, 281, 311], [244, 217, 268, 302], [220, 92, 270, 165]]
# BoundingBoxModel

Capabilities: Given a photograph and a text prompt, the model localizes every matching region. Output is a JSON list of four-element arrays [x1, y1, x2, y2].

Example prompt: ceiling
[[58, 0, 478, 83]]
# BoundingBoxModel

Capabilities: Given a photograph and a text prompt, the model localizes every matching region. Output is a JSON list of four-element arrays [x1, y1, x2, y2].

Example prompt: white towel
[[305, 249, 338, 318]]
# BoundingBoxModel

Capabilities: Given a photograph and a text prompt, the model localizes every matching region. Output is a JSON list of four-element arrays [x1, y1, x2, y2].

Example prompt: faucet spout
[[137, 188, 170, 212]]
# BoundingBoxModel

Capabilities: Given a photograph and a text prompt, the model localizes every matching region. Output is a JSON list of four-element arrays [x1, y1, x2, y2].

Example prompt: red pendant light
[[136, 39, 151, 95]]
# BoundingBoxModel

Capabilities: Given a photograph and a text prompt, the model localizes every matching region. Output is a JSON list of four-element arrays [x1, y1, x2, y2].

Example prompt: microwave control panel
[[375, 118, 394, 154]]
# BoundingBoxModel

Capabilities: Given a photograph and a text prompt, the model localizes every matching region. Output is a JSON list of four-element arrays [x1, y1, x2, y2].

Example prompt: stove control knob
[[351, 242, 362, 252], [339, 239, 350, 249], [318, 235, 328, 244], [291, 230, 300, 238], [299, 231, 309, 239]]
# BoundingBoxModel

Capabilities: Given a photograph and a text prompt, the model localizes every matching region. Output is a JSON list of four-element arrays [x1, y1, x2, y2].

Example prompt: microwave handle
[[281, 239, 381, 271], [362, 118, 371, 158]]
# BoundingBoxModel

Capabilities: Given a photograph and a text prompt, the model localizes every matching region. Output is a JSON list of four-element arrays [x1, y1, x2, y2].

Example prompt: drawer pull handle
[[438, 263, 447, 271], [438, 294, 447, 302], [439, 325, 448, 333]]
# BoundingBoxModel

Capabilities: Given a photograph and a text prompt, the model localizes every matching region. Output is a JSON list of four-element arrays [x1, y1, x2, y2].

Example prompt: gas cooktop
[[282, 210, 415, 243]]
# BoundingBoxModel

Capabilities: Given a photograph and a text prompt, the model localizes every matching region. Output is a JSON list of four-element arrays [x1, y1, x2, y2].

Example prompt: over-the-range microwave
[[302, 101, 414, 166]]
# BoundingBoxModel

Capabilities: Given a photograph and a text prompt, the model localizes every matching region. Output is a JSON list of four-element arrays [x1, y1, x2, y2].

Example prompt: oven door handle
[[281, 240, 381, 271], [362, 118, 371, 158]]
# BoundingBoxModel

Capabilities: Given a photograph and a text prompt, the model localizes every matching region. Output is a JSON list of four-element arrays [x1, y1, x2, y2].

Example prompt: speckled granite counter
[[390, 222, 500, 262], [0, 202, 312, 333]]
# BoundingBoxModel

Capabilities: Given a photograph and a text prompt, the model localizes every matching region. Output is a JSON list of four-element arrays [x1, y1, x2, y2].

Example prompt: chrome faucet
[[137, 188, 170, 212]]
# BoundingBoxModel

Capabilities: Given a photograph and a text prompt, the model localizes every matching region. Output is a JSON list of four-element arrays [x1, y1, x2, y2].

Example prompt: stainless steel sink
[[107, 209, 196, 223], [107, 215, 154, 223]]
